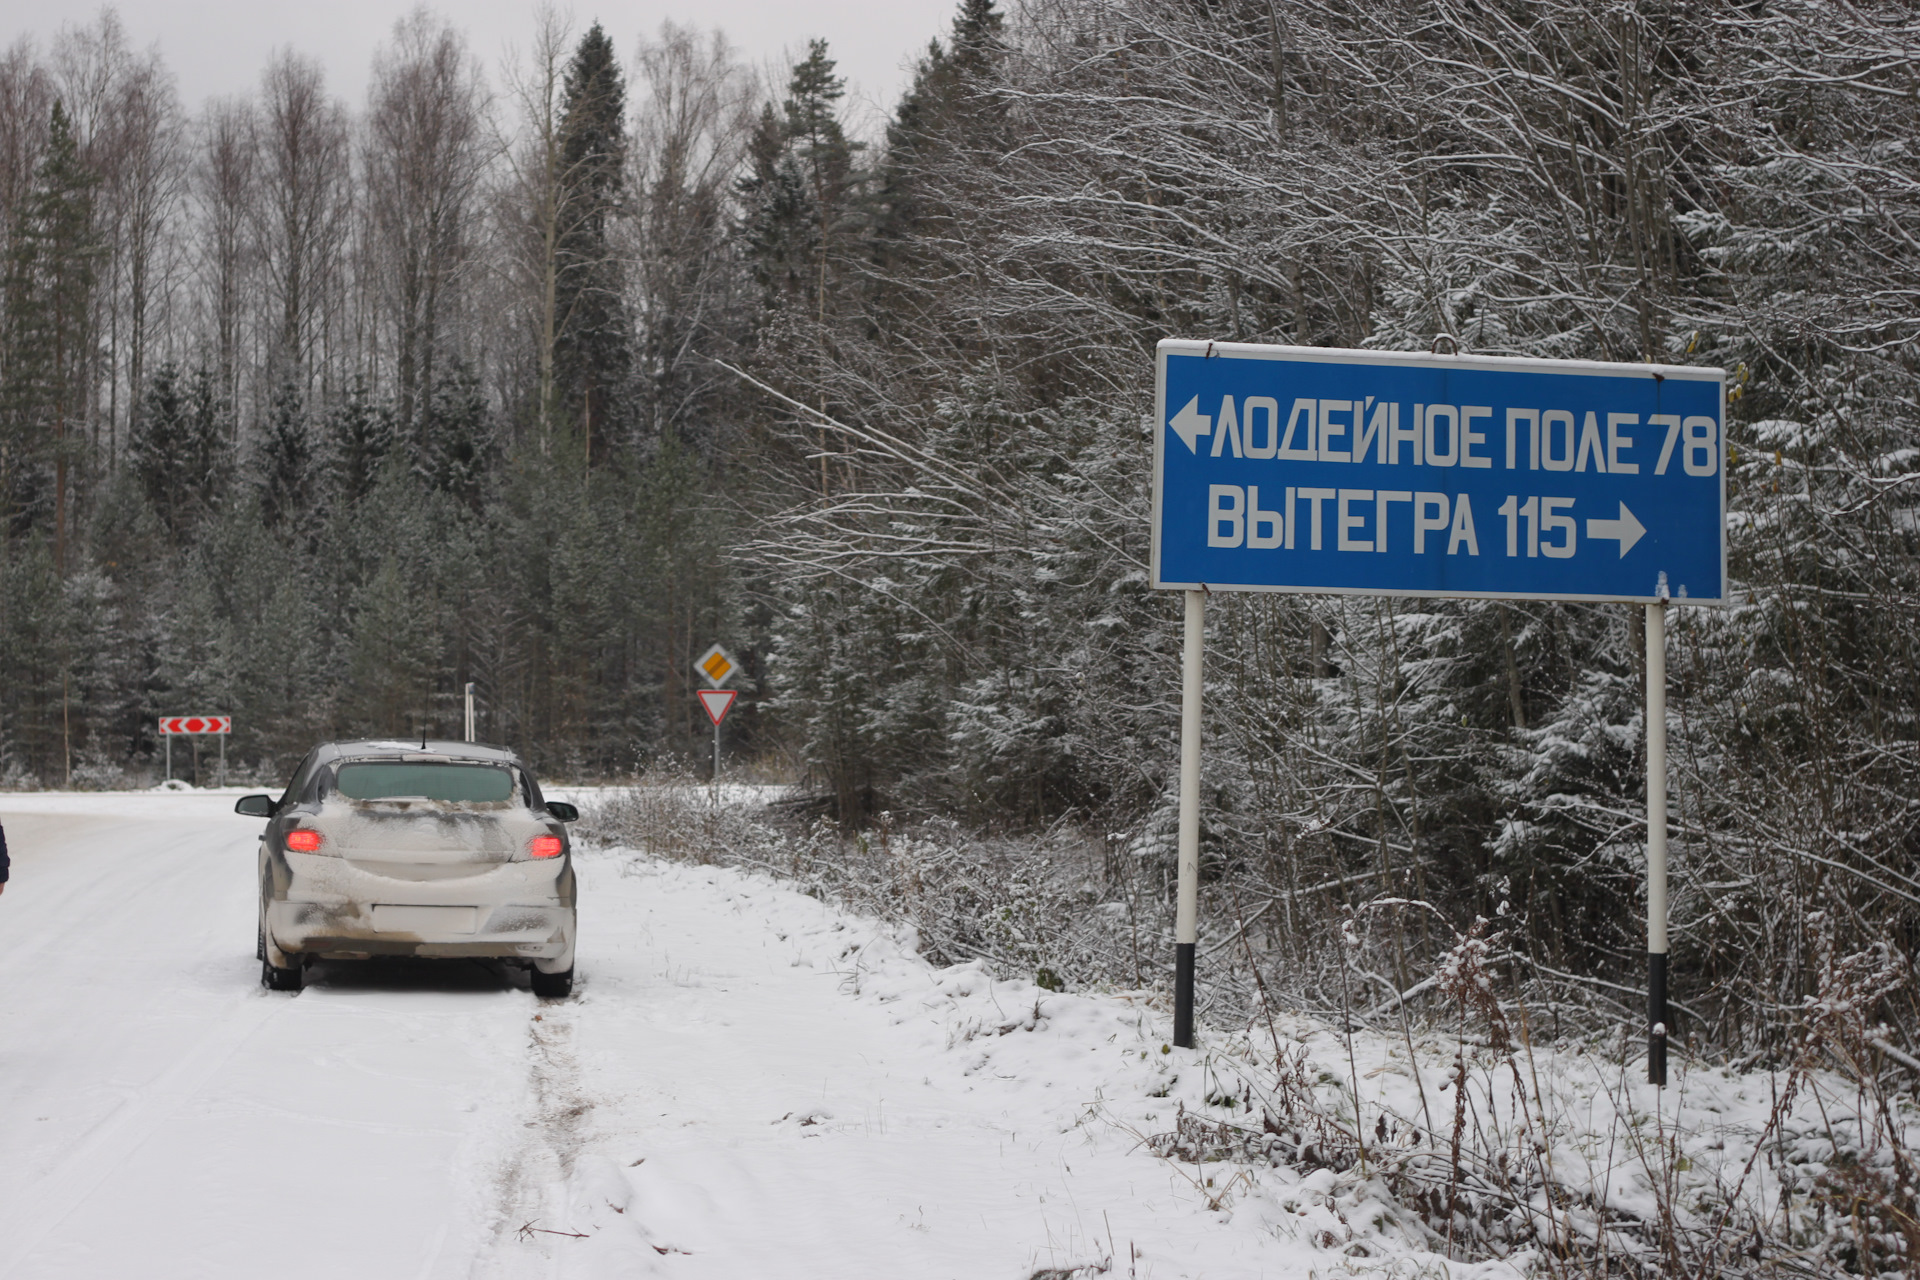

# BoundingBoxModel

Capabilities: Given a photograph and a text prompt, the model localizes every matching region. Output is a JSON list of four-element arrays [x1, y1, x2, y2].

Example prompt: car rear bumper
[[264, 851, 576, 962], [266, 899, 575, 960]]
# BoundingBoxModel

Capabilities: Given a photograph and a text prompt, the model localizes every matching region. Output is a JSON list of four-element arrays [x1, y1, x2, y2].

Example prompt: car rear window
[[335, 762, 515, 803]]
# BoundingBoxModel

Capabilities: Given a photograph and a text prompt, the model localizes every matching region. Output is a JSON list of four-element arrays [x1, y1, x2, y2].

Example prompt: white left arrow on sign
[[1168, 396, 1211, 454], [1586, 501, 1647, 557]]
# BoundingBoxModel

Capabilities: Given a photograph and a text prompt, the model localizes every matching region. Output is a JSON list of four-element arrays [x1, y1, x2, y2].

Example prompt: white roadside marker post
[[1174, 588, 1204, 1047], [1646, 600, 1669, 1085], [464, 681, 476, 743]]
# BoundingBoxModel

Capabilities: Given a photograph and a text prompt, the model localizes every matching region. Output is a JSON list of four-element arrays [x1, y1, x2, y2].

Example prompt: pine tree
[[738, 41, 870, 319], [782, 41, 862, 320], [554, 22, 632, 463]]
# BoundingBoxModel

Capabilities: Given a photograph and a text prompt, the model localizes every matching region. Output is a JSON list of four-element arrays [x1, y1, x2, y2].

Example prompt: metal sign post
[[1646, 602, 1669, 1082], [158, 716, 233, 788], [695, 646, 739, 785], [1174, 589, 1204, 1047], [1151, 339, 1723, 1077], [697, 690, 739, 783]]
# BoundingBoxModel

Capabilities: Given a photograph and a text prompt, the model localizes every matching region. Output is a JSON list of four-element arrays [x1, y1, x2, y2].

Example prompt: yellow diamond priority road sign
[[696, 644, 737, 689]]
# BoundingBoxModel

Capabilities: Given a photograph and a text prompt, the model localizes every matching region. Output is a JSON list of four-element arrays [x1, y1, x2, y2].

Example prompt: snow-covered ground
[[2, 788, 1519, 1279]]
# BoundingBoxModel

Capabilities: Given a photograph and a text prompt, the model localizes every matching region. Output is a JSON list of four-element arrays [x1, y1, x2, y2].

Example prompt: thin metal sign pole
[[713, 718, 721, 786], [1646, 600, 1669, 1086], [164, 731, 171, 783], [219, 731, 226, 788], [1174, 589, 1204, 1048]]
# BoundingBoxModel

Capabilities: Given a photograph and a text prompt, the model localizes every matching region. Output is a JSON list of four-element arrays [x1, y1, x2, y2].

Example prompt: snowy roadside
[[572, 787, 1920, 1278], [500, 844, 1528, 1280]]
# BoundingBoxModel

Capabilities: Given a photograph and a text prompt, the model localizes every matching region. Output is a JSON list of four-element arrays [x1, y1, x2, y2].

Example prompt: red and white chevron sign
[[158, 715, 231, 735]]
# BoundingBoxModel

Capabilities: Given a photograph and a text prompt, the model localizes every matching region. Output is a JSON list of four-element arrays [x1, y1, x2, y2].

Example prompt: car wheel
[[262, 955, 303, 992], [531, 966, 573, 999]]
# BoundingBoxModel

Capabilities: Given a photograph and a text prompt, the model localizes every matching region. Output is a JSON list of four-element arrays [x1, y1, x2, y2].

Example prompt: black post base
[[1174, 942, 1196, 1048], [1648, 950, 1668, 1086]]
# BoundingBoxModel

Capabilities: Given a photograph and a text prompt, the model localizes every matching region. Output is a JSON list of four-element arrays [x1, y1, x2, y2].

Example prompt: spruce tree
[[324, 378, 394, 509], [419, 363, 497, 512], [185, 366, 234, 510], [129, 363, 232, 542], [554, 22, 632, 463], [738, 102, 818, 303], [1, 100, 100, 576], [875, 1, 1005, 252], [256, 380, 312, 530]]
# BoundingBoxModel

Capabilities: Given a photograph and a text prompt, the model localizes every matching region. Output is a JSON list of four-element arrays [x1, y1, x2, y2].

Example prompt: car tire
[[531, 966, 573, 999], [262, 955, 303, 992]]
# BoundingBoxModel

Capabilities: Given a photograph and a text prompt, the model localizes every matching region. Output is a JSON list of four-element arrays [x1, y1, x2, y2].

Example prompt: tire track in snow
[[469, 992, 601, 1279]]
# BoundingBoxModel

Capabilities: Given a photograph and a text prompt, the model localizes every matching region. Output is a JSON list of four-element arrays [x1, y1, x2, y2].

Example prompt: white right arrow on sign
[[1168, 396, 1211, 454], [1586, 502, 1647, 557]]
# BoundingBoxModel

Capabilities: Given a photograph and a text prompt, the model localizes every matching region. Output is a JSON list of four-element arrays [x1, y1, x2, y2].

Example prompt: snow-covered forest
[[3, 0, 1919, 1073]]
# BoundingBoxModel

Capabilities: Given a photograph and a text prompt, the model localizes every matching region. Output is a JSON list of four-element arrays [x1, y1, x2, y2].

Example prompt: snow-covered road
[[0, 791, 1428, 1279]]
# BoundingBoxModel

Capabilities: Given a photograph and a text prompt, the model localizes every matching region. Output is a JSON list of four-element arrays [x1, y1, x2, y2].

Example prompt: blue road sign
[[1152, 341, 1726, 604]]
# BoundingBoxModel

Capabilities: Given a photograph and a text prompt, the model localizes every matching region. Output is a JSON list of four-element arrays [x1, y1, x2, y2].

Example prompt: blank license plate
[[371, 905, 478, 934]]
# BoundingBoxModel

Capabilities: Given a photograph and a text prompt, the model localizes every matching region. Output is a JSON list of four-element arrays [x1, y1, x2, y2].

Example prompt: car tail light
[[285, 829, 323, 852], [530, 835, 563, 859]]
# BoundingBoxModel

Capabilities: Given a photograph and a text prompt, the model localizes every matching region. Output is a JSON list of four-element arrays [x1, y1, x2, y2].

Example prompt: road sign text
[[1153, 342, 1725, 603]]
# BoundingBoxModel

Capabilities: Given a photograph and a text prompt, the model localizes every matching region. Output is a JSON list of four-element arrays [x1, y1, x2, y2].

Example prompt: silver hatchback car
[[236, 740, 578, 996]]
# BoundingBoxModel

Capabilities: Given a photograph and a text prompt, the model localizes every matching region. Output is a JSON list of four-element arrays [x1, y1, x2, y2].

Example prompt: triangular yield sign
[[696, 689, 738, 726]]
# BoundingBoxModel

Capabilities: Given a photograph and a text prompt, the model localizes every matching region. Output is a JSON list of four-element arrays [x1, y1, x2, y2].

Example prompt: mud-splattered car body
[[238, 740, 577, 994]]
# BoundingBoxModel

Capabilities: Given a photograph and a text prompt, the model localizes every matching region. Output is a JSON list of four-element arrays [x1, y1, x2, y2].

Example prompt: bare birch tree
[[191, 97, 256, 420], [627, 21, 755, 444], [363, 12, 489, 442], [0, 39, 52, 236], [97, 51, 183, 461], [254, 50, 348, 393], [498, 5, 573, 444]]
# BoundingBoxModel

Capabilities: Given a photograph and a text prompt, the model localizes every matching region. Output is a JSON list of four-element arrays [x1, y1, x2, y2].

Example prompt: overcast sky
[[0, 1, 960, 129]]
